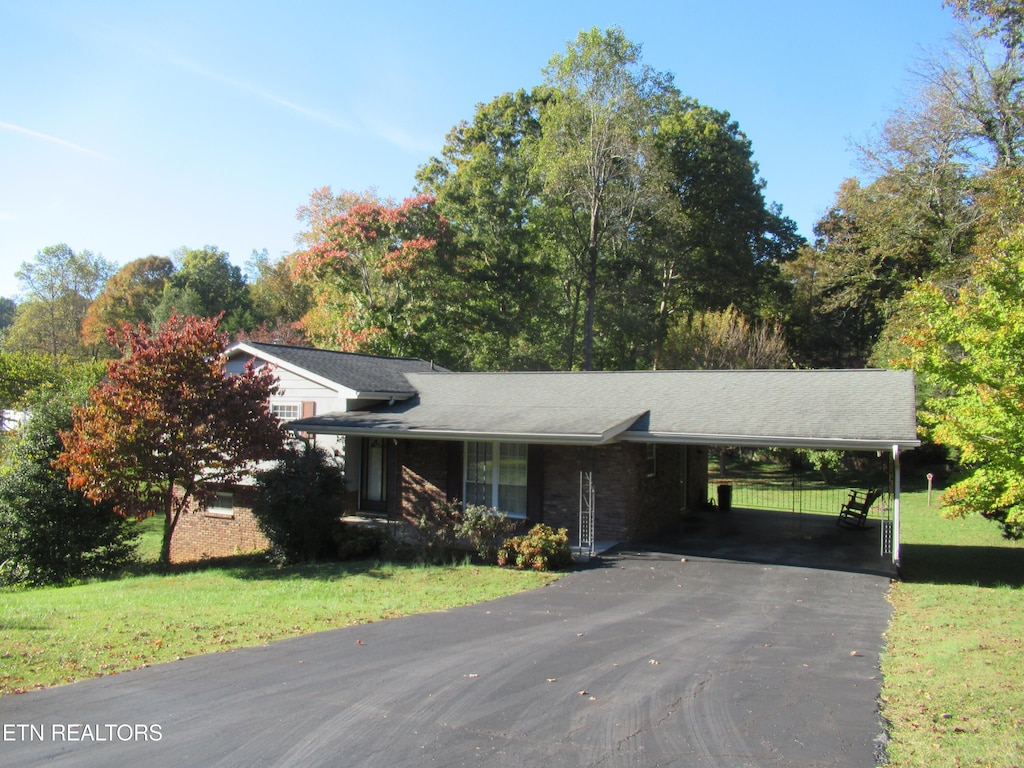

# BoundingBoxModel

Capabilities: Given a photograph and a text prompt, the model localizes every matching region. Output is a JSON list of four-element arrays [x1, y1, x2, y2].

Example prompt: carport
[[615, 369, 921, 568]]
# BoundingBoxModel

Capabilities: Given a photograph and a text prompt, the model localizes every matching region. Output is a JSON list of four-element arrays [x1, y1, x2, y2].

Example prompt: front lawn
[[881, 489, 1024, 766], [0, 526, 558, 694]]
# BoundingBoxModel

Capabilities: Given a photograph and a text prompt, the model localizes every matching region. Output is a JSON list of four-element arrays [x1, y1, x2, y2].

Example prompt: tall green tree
[[417, 89, 564, 370], [7, 244, 114, 360], [418, 30, 800, 371], [535, 27, 676, 370], [153, 246, 253, 333]]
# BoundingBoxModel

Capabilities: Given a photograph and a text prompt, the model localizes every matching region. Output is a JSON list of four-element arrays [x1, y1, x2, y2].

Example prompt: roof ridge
[[239, 340, 436, 365]]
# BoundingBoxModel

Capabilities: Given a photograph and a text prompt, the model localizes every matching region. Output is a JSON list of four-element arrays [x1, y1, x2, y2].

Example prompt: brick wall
[[170, 485, 270, 563], [397, 440, 451, 520], [392, 439, 689, 547]]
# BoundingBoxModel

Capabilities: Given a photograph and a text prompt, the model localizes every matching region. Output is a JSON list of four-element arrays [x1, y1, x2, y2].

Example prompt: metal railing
[[712, 477, 865, 516]]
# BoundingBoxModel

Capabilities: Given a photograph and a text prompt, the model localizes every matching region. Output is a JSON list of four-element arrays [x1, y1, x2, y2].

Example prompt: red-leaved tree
[[292, 194, 450, 355], [57, 314, 285, 565]]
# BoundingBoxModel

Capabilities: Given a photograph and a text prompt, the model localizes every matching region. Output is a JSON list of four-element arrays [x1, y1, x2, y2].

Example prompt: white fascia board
[[286, 425, 616, 445], [625, 432, 922, 451]]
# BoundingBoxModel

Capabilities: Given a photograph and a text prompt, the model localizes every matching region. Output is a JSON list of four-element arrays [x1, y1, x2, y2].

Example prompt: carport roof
[[288, 368, 920, 451]]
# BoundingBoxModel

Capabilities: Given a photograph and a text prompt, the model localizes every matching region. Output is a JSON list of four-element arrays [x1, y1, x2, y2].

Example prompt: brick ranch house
[[172, 344, 920, 567]]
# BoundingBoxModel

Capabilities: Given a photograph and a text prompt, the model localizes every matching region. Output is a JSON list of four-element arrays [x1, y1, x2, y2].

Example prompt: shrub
[[498, 524, 573, 571], [403, 498, 463, 564], [333, 521, 388, 560], [0, 385, 138, 586], [251, 442, 346, 564], [456, 504, 519, 563]]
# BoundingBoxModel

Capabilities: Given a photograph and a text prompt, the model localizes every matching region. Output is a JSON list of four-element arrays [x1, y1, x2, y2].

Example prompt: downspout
[[892, 444, 901, 572]]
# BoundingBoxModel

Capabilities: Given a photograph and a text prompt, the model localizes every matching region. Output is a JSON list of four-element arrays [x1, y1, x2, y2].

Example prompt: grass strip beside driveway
[[881, 490, 1024, 767], [0, 559, 557, 695]]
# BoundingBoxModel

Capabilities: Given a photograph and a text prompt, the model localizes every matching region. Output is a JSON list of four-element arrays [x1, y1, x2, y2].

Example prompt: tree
[[660, 306, 792, 370], [294, 186, 385, 252], [153, 247, 253, 333], [251, 442, 346, 563], [418, 30, 800, 371], [7, 244, 114, 359], [650, 102, 803, 344], [56, 314, 285, 565], [902, 226, 1024, 537], [416, 88, 565, 370], [244, 248, 312, 331], [0, 384, 138, 586], [81, 256, 175, 351], [926, 0, 1024, 168], [535, 27, 676, 370], [292, 194, 451, 356], [0, 297, 14, 334]]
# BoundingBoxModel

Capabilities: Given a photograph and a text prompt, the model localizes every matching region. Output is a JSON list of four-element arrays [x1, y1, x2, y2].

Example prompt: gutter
[[628, 431, 922, 451]]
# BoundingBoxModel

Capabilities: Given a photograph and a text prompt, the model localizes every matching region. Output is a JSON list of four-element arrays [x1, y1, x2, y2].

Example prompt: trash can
[[717, 483, 733, 512]]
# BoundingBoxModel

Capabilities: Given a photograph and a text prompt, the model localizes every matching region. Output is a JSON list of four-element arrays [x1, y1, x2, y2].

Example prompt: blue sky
[[0, 1, 959, 301]]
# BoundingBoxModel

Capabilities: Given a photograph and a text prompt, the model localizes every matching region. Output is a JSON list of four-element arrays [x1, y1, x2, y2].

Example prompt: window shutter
[[301, 401, 316, 418], [446, 442, 464, 504]]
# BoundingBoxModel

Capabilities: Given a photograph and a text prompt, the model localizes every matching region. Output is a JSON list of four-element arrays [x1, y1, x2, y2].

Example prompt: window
[[464, 442, 528, 518], [271, 403, 300, 421], [205, 491, 234, 518], [646, 444, 657, 478]]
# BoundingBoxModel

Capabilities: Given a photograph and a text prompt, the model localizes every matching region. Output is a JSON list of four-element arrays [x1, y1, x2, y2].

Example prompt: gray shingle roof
[[289, 368, 920, 450], [228, 341, 443, 397]]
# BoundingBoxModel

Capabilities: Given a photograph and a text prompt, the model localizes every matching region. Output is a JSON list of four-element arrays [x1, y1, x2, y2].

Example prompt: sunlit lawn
[[0, 519, 559, 695], [882, 489, 1024, 767]]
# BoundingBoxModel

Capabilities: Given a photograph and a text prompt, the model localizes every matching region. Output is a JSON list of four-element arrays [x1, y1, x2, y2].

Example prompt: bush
[[251, 442, 346, 564], [0, 385, 139, 586], [456, 504, 519, 563], [403, 498, 463, 564], [497, 524, 573, 571], [333, 521, 388, 560]]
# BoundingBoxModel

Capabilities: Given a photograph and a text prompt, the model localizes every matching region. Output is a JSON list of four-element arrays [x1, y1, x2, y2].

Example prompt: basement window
[[205, 491, 235, 519]]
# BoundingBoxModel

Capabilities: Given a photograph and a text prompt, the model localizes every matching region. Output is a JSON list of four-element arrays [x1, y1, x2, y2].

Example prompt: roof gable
[[226, 341, 443, 398]]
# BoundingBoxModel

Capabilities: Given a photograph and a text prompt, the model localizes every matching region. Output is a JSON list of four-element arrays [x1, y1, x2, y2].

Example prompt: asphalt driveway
[[0, 542, 893, 767]]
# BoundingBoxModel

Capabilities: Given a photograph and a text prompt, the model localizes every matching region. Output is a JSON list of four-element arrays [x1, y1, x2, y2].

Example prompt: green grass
[[882, 489, 1024, 767], [0, 522, 559, 695]]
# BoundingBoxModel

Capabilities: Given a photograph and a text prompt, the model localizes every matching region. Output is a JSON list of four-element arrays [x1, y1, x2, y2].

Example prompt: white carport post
[[892, 444, 901, 567]]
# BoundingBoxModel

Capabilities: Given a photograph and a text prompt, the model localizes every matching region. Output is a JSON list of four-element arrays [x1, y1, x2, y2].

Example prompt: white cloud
[[0, 121, 111, 160]]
